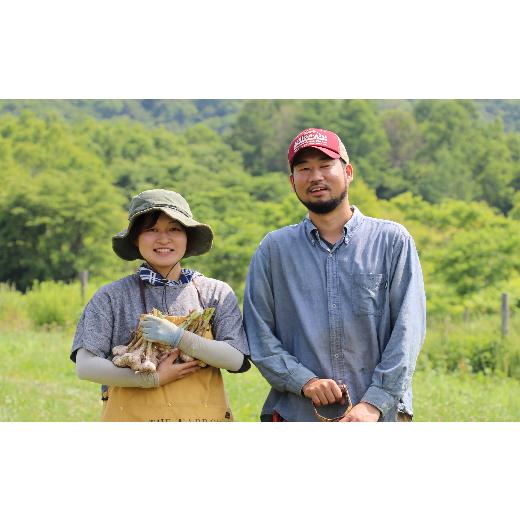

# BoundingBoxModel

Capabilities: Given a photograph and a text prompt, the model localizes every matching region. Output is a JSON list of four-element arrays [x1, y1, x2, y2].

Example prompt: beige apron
[[101, 278, 233, 422]]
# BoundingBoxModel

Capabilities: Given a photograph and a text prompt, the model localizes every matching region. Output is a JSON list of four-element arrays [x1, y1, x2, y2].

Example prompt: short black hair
[[128, 210, 179, 245]]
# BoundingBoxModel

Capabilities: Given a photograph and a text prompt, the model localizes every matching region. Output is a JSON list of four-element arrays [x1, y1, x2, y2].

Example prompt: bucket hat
[[112, 189, 213, 260]]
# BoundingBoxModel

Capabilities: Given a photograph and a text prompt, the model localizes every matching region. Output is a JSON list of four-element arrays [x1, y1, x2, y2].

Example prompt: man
[[243, 128, 426, 422]]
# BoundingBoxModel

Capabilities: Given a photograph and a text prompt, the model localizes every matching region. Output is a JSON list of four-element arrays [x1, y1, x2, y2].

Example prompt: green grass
[[222, 366, 270, 421], [0, 328, 519, 421], [412, 370, 520, 421], [0, 328, 102, 421]]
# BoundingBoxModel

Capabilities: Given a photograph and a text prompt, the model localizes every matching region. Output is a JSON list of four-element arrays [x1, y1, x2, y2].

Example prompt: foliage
[[0, 113, 128, 291], [0, 102, 519, 318], [418, 314, 520, 380], [24, 280, 88, 328], [0, 279, 102, 328], [228, 99, 520, 215], [0, 283, 29, 328], [0, 100, 243, 133]]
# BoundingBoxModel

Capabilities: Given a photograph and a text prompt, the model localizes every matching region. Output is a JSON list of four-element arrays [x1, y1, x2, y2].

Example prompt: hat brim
[[290, 146, 341, 168], [112, 207, 214, 261], [311, 146, 341, 160]]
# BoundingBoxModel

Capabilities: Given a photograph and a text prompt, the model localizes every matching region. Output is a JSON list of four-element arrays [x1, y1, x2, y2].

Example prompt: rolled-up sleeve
[[212, 286, 250, 356], [243, 243, 317, 395], [361, 233, 426, 415], [71, 292, 114, 362]]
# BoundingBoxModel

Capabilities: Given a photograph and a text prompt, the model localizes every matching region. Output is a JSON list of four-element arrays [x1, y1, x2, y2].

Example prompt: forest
[[1, 99, 519, 311]]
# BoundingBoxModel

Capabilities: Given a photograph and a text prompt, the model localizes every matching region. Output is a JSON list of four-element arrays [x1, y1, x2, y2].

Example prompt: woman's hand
[[156, 348, 201, 385], [141, 315, 183, 346]]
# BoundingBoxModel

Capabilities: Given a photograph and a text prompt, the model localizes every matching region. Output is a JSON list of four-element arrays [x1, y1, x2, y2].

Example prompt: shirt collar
[[303, 206, 364, 247]]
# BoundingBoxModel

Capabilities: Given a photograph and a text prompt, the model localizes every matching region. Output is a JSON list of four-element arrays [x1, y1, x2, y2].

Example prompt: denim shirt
[[243, 206, 426, 421]]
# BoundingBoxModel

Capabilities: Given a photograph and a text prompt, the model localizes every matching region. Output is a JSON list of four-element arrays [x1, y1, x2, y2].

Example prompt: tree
[[0, 169, 127, 291], [435, 222, 520, 297], [227, 100, 283, 176], [0, 112, 127, 290]]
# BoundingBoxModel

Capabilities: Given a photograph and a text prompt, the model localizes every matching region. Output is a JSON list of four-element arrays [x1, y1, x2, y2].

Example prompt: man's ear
[[345, 163, 353, 182], [289, 174, 296, 192]]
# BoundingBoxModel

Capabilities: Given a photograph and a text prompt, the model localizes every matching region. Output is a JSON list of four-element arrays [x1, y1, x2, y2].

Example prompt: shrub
[[0, 276, 119, 330], [23, 280, 86, 327], [0, 283, 30, 328], [419, 314, 520, 380]]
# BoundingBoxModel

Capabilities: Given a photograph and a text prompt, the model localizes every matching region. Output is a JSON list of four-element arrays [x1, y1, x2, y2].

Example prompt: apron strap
[[138, 276, 147, 314]]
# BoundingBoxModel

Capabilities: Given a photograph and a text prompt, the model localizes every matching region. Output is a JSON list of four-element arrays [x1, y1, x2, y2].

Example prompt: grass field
[[0, 327, 519, 421]]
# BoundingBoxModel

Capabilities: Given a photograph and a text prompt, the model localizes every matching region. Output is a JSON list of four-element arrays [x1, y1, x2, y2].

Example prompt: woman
[[71, 188, 250, 421]]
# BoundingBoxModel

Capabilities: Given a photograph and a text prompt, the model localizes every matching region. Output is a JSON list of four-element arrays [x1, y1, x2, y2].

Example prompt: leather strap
[[138, 276, 147, 313], [312, 384, 353, 422]]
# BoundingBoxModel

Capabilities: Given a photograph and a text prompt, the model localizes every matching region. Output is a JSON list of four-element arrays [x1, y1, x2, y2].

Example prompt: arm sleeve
[[177, 331, 245, 371], [361, 233, 426, 416], [76, 348, 159, 388], [243, 244, 317, 395]]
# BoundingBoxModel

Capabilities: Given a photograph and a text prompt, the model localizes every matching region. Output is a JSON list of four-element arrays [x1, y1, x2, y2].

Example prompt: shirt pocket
[[352, 273, 386, 317]]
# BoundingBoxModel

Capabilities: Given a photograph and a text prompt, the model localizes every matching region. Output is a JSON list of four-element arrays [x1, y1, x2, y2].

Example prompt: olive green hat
[[112, 189, 213, 260]]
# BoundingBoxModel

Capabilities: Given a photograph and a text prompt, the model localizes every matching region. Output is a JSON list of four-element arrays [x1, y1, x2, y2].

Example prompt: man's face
[[290, 148, 353, 214]]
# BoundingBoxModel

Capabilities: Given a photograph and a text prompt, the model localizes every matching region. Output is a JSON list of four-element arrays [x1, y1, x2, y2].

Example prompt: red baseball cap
[[288, 128, 349, 170]]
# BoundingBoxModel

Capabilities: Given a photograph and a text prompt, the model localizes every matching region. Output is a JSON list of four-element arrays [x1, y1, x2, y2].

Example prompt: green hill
[[0, 100, 519, 318]]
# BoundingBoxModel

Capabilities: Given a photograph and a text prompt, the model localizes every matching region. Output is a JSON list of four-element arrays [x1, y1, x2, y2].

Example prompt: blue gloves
[[141, 315, 184, 347]]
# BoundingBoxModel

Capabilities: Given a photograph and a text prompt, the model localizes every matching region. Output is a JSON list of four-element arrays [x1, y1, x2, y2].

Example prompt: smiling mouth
[[154, 248, 174, 253], [308, 186, 329, 194]]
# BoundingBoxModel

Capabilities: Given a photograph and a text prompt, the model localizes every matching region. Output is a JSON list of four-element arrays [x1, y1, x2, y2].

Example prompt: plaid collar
[[137, 264, 198, 286]]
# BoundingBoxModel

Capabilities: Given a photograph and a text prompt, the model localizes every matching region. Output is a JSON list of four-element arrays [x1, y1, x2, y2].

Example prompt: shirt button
[[332, 304, 336, 308]]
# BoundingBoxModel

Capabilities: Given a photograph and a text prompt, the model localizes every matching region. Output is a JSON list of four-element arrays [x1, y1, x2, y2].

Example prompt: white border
[[0, 1, 518, 98], [1, 423, 519, 519]]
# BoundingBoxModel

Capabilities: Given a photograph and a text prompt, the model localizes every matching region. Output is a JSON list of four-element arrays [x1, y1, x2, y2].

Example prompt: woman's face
[[136, 212, 187, 277]]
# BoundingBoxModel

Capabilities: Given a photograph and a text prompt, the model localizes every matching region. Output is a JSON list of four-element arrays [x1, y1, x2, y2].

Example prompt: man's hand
[[157, 349, 201, 385], [141, 315, 183, 346], [302, 378, 344, 406], [340, 402, 381, 422]]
